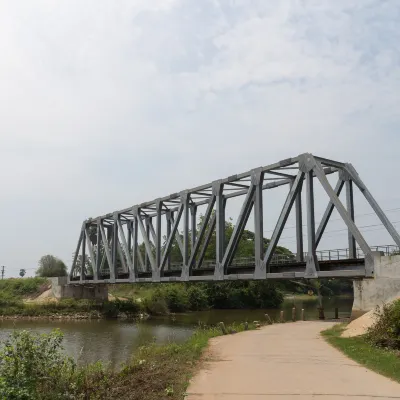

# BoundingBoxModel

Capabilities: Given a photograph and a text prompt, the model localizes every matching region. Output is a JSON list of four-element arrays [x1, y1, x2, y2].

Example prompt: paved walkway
[[186, 321, 400, 399]]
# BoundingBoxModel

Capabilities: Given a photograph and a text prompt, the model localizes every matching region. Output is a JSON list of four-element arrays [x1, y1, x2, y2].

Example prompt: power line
[[1, 266, 4, 280], [278, 221, 400, 245]]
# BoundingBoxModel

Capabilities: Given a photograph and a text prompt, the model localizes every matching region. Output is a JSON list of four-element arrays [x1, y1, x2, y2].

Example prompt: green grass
[[322, 324, 400, 383], [0, 277, 48, 302], [108, 283, 156, 301], [101, 322, 256, 399]]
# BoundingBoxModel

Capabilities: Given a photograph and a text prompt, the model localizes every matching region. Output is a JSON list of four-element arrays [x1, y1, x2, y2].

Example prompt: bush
[[144, 295, 169, 315], [0, 330, 77, 399], [161, 285, 190, 312], [203, 281, 283, 309], [366, 300, 400, 349], [187, 285, 209, 311]]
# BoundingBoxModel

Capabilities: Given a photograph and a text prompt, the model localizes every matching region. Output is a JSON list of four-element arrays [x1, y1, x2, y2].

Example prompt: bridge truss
[[69, 153, 400, 283]]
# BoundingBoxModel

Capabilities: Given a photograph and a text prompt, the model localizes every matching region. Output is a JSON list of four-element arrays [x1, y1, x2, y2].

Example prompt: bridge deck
[[72, 258, 366, 284]]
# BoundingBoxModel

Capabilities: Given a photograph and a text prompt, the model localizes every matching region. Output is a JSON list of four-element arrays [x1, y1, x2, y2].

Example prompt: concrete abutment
[[49, 277, 108, 300], [353, 252, 400, 313]]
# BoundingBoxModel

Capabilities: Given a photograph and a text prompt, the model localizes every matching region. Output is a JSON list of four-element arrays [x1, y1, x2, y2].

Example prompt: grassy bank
[[0, 278, 284, 319], [322, 325, 400, 383], [0, 322, 256, 399]]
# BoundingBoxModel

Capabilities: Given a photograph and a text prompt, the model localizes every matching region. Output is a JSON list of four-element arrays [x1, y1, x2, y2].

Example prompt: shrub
[[144, 295, 169, 315], [0, 330, 76, 399], [161, 285, 190, 312], [366, 300, 400, 349], [186, 285, 209, 311]]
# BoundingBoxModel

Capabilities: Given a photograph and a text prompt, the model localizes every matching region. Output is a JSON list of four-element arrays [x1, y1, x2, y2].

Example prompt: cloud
[[1, 0, 400, 275]]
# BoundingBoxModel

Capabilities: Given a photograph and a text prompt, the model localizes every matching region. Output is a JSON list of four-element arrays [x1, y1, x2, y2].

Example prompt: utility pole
[[1, 266, 4, 280]]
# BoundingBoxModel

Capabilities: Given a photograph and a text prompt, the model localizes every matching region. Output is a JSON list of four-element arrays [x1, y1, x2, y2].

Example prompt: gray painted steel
[[69, 153, 400, 284]]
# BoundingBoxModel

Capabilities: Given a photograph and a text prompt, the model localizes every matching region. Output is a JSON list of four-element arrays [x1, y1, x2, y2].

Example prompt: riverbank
[[0, 278, 285, 320], [0, 321, 257, 399]]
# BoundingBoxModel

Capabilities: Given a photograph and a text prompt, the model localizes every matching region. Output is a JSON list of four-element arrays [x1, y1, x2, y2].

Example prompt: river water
[[0, 296, 353, 368]]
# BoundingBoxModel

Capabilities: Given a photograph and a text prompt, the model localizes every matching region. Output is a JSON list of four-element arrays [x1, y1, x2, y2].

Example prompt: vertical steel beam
[[295, 180, 304, 262], [155, 200, 162, 269], [144, 217, 150, 272], [346, 180, 356, 258], [181, 192, 190, 280], [127, 221, 132, 255], [95, 221, 101, 280], [253, 169, 264, 277], [263, 171, 304, 272], [315, 179, 345, 247], [346, 163, 400, 248], [214, 181, 225, 279], [305, 171, 319, 278], [112, 214, 119, 278], [191, 204, 197, 251], [166, 211, 172, 271], [132, 215, 139, 277], [80, 228, 86, 282]]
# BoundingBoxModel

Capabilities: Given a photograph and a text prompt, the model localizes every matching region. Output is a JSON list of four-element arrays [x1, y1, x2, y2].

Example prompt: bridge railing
[[97, 245, 400, 276]]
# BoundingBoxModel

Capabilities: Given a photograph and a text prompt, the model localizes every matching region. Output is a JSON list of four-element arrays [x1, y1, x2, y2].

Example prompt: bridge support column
[[52, 277, 108, 300], [353, 252, 400, 313]]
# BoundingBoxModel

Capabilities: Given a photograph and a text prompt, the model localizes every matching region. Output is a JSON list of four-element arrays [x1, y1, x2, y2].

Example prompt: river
[[0, 295, 353, 368]]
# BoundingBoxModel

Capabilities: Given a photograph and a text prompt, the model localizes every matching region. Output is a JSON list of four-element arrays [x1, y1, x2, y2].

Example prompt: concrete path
[[186, 321, 400, 399]]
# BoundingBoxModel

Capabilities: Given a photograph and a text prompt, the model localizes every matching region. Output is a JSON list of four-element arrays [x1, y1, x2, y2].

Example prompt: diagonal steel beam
[[346, 163, 400, 248], [169, 212, 184, 257], [197, 212, 216, 268], [313, 161, 370, 256], [263, 171, 305, 271], [84, 227, 97, 276], [117, 219, 134, 279], [346, 180, 356, 258], [99, 223, 114, 281], [188, 195, 216, 270], [70, 226, 83, 279], [315, 179, 345, 247], [137, 214, 156, 273], [160, 204, 184, 271], [222, 184, 255, 270]]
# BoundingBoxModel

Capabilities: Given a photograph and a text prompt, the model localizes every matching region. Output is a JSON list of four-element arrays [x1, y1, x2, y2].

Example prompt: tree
[[163, 213, 293, 265], [19, 269, 26, 277], [36, 255, 67, 277]]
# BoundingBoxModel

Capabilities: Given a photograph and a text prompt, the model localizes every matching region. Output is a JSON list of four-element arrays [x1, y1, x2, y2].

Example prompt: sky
[[1, 0, 400, 277]]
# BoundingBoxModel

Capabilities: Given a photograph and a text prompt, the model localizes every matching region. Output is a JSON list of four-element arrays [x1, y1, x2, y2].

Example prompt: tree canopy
[[36, 255, 67, 277]]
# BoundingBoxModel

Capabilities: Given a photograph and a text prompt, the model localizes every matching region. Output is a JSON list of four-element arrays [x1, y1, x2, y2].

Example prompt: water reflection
[[0, 319, 194, 368]]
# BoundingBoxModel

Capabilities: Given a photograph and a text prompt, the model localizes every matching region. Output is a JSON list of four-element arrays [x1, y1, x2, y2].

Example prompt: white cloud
[[1, 0, 400, 275]]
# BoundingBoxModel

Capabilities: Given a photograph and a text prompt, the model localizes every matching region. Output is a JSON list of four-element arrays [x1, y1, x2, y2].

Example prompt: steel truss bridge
[[69, 153, 400, 284]]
